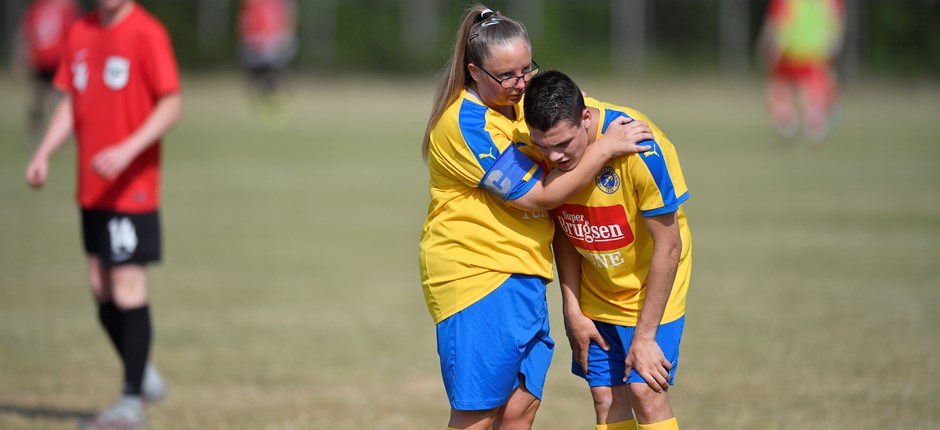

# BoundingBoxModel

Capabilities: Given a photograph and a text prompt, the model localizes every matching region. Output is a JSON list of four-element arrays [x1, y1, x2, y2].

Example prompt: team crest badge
[[595, 166, 620, 194], [103, 56, 130, 90]]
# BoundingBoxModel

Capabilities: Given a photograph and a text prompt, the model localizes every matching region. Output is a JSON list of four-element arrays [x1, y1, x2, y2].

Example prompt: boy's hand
[[564, 311, 609, 374], [624, 337, 672, 393], [25, 156, 50, 188], [92, 144, 135, 179]]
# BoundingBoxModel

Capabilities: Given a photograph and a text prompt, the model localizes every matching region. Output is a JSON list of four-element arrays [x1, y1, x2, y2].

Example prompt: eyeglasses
[[476, 60, 540, 89]]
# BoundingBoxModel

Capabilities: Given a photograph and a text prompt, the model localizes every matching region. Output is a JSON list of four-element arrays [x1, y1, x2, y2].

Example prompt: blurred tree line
[[2, 0, 938, 78]]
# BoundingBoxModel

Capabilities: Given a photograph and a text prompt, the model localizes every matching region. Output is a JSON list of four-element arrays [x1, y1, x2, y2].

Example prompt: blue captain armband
[[479, 144, 542, 201]]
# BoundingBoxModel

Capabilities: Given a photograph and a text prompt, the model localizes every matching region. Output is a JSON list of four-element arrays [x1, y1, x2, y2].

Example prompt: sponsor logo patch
[[553, 204, 633, 251]]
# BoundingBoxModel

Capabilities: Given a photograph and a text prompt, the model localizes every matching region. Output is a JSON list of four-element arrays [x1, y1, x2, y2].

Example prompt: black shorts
[[81, 209, 162, 266]]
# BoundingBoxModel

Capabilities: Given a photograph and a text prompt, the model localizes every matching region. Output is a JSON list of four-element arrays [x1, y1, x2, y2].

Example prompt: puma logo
[[642, 145, 660, 158], [479, 147, 497, 160]]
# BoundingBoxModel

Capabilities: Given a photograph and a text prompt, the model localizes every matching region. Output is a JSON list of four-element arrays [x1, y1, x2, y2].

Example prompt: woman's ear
[[467, 63, 479, 82]]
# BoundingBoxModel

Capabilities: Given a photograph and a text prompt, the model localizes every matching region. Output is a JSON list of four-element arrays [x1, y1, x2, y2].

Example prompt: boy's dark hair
[[523, 70, 585, 132]]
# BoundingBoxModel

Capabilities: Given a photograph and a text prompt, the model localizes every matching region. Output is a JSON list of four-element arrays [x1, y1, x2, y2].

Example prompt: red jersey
[[239, 0, 294, 53], [54, 4, 180, 212], [22, 0, 79, 71]]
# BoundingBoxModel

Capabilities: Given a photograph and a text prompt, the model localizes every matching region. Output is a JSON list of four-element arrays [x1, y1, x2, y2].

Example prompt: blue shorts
[[572, 316, 685, 387], [436, 274, 554, 410]]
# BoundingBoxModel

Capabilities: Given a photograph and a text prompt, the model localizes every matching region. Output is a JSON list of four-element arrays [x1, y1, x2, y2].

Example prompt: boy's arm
[[26, 95, 74, 188], [555, 226, 610, 374], [91, 92, 182, 179], [625, 211, 681, 392]]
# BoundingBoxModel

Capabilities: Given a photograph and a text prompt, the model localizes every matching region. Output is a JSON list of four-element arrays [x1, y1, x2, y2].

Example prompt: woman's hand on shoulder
[[597, 116, 653, 158]]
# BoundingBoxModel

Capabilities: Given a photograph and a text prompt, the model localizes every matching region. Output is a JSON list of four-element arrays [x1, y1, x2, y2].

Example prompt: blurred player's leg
[[800, 65, 836, 142], [82, 265, 152, 429], [110, 265, 151, 399], [244, 66, 289, 128], [257, 67, 290, 128], [26, 77, 52, 147], [768, 77, 799, 141]]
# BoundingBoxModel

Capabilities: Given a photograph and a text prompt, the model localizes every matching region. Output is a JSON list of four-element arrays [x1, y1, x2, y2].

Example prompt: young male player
[[24, 0, 182, 428], [524, 71, 692, 430]]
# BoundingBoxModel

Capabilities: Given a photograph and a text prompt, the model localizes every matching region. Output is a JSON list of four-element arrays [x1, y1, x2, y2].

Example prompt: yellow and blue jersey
[[553, 97, 692, 326], [420, 89, 555, 324]]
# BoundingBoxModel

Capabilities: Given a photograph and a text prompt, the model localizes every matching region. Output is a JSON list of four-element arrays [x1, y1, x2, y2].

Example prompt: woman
[[419, 5, 654, 430]]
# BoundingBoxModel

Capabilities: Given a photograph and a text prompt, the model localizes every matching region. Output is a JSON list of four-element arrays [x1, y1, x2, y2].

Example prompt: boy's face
[[530, 111, 592, 172]]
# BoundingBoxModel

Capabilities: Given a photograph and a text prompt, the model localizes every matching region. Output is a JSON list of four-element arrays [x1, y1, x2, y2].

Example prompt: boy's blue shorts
[[436, 274, 554, 410], [572, 316, 685, 387]]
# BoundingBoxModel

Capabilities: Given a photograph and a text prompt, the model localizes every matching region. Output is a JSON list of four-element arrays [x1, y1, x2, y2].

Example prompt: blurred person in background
[[10, 0, 80, 145], [758, 0, 845, 143], [23, 0, 182, 428], [525, 70, 692, 430], [420, 5, 653, 429], [238, 0, 298, 127]]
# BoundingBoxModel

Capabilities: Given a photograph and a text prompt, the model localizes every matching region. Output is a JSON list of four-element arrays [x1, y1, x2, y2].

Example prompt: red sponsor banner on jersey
[[553, 204, 634, 251]]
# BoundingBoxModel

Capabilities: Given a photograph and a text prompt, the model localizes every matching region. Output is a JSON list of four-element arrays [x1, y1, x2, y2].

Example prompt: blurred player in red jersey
[[11, 0, 80, 145], [238, 0, 298, 126], [758, 0, 845, 143], [24, 0, 182, 428]]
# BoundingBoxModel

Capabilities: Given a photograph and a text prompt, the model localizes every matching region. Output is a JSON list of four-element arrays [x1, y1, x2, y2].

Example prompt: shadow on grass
[[0, 403, 95, 421]]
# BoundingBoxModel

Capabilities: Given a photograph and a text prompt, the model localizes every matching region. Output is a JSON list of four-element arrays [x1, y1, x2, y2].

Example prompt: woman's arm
[[509, 116, 652, 211]]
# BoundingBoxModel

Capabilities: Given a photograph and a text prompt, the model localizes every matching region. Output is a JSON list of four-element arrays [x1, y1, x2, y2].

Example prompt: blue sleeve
[[603, 109, 687, 217], [479, 144, 543, 201], [642, 192, 690, 217]]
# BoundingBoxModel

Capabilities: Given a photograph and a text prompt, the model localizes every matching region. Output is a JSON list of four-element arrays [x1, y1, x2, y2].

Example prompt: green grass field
[[1, 73, 938, 429]]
